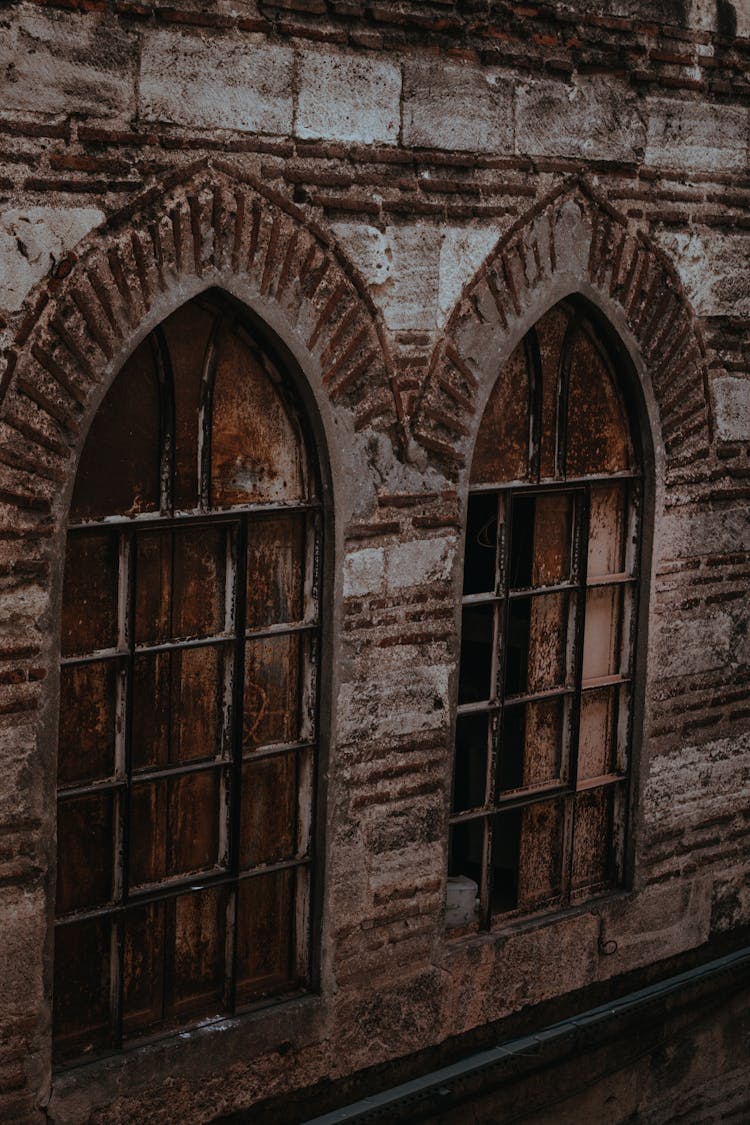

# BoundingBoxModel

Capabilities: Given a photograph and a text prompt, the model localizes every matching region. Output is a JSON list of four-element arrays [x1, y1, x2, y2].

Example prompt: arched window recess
[[449, 297, 643, 933], [55, 290, 323, 1064]]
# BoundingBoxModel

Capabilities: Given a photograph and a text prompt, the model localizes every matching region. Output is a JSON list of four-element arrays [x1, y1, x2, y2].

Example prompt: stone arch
[[0, 156, 402, 810], [411, 181, 713, 480]]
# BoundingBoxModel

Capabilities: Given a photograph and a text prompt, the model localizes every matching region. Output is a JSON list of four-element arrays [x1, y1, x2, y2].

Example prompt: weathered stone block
[[645, 98, 749, 173], [402, 59, 514, 153], [516, 78, 646, 162], [332, 222, 442, 332], [0, 208, 104, 313], [139, 31, 294, 133], [438, 228, 498, 324], [384, 536, 454, 590], [653, 609, 733, 679], [296, 50, 400, 145], [0, 8, 135, 119], [338, 646, 449, 743], [654, 230, 750, 318], [711, 375, 750, 443], [659, 502, 750, 558], [343, 546, 385, 598]]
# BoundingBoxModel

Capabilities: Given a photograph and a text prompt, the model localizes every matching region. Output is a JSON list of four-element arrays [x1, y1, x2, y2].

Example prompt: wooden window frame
[[54, 295, 323, 1064], [449, 302, 643, 933]]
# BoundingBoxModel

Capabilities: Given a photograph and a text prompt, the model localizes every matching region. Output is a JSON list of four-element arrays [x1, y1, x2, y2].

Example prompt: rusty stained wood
[[450, 299, 641, 931], [54, 292, 321, 1063]]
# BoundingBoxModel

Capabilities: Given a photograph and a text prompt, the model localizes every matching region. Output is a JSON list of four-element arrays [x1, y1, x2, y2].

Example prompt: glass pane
[[129, 770, 221, 888], [61, 533, 118, 656], [588, 483, 628, 578], [131, 651, 170, 771], [458, 605, 495, 704], [536, 305, 570, 480], [516, 800, 563, 910], [509, 493, 575, 591], [172, 526, 228, 639], [531, 493, 575, 586], [161, 300, 216, 512], [492, 802, 563, 915], [211, 326, 306, 506], [58, 661, 117, 787], [70, 336, 161, 520], [235, 870, 296, 1004], [499, 696, 565, 793], [240, 753, 297, 870], [53, 916, 112, 1063], [506, 592, 571, 697], [243, 634, 301, 750], [172, 886, 227, 1016], [582, 586, 623, 681], [471, 343, 529, 485], [246, 514, 305, 630], [453, 713, 489, 813], [134, 530, 171, 645], [463, 494, 499, 596], [123, 901, 165, 1038], [572, 787, 614, 892], [578, 686, 617, 781], [56, 792, 114, 915], [131, 647, 225, 771], [566, 328, 630, 476]]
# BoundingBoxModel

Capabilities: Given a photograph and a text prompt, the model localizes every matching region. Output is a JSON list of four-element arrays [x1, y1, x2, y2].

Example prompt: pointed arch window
[[54, 291, 322, 1063], [449, 299, 642, 931]]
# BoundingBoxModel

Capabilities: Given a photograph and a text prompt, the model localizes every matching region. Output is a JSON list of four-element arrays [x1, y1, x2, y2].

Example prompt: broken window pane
[[58, 661, 118, 787], [463, 493, 500, 596], [246, 514, 305, 630], [61, 533, 118, 656], [453, 713, 489, 813], [499, 696, 565, 793], [458, 605, 495, 704]]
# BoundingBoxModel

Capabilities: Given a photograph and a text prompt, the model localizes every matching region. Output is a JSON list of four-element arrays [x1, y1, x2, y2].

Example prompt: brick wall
[[0, 1, 748, 1121]]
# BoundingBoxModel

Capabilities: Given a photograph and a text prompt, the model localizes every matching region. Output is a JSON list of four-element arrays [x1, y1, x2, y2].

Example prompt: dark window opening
[[448, 300, 641, 932], [54, 291, 322, 1065]]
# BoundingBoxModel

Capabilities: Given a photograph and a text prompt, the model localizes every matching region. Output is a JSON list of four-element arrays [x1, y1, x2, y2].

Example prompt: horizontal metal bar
[[449, 782, 569, 823], [61, 621, 321, 665], [461, 592, 503, 607], [504, 685, 574, 707], [245, 620, 319, 642], [55, 856, 314, 926], [581, 673, 631, 692], [57, 775, 126, 800], [587, 572, 636, 588], [507, 581, 577, 599], [67, 500, 320, 533], [575, 772, 626, 793], [242, 739, 316, 763], [467, 471, 640, 497], [61, 648, 127, 667]]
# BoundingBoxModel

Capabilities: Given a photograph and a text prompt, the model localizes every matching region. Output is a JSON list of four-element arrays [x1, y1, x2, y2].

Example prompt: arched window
[[54, 291, 322, 1064], [448, 299, 642, 932]]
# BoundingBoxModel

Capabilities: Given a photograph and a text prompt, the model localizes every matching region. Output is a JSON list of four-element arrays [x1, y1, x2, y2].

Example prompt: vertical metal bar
[[227, 516, 248, 1012], [562, 482, 591, 904], [115, 527, 137, 1046], [152, 326, 175, 516], [479, 817, 494, 931], [525, 329, 543, 483]]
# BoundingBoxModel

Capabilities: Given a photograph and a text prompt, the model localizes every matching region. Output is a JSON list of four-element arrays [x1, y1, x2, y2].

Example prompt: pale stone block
[[343, 547, 385, 598], [653, 610, 732, 679], [0, 8, 135, 118], [438, 228, 498, 323], [140, 30, 294, 133], [660, 503, 750, 558], [385, 536, 455, 590], [712, 376, 750, 443], [645, 98, 749, 172], [0, 207, 104, 313], [403, 59, 514, 153], [516, 78, 646, 162], [654, 230, 750, 318], [332, 222, 442, 332], [296, 50, 400, 145], [338, 649, 450, 743]]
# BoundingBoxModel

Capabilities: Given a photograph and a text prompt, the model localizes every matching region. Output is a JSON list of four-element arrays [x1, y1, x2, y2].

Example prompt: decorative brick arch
[[412, 181, 713, 479], [0, 155, 404, 754]]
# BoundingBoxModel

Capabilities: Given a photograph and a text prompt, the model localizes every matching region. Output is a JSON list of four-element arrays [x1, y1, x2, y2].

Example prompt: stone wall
[[0, 1, 748, 1122]]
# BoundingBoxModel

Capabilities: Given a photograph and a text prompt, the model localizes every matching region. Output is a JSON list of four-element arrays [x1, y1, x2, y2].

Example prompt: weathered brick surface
[[0, 0, 748, 1121]]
